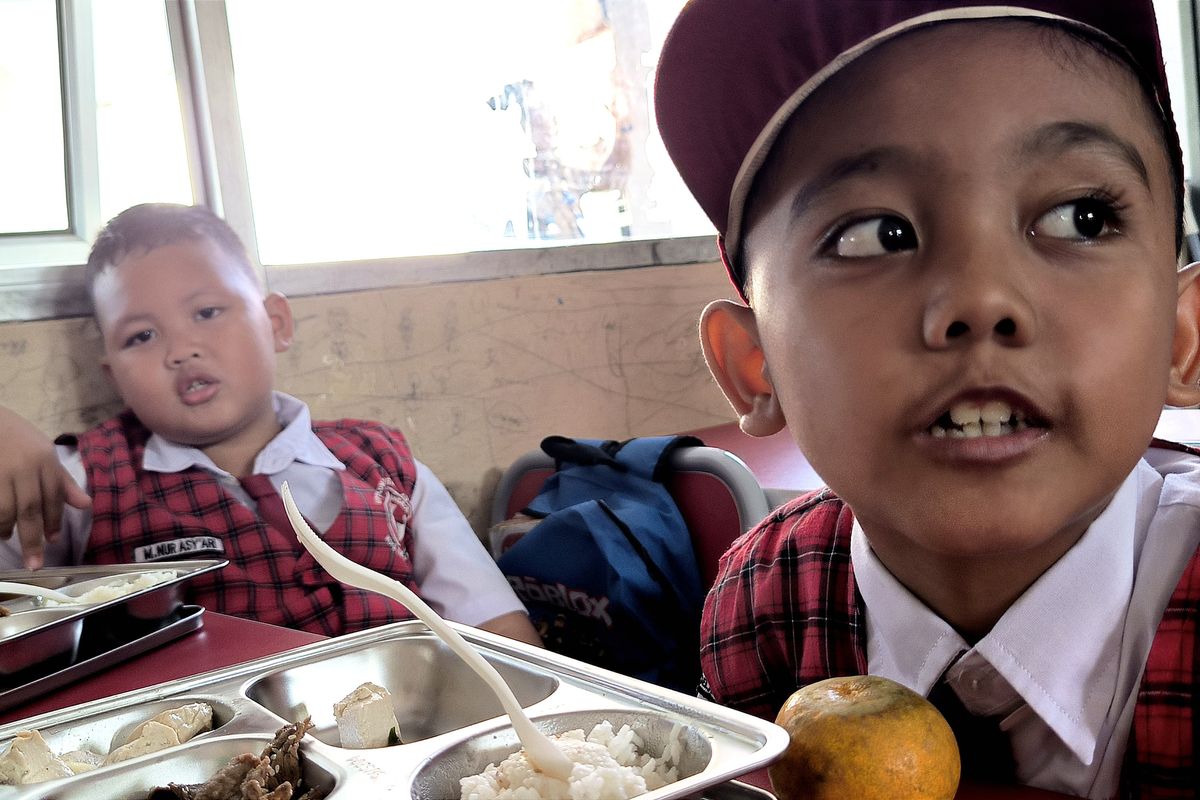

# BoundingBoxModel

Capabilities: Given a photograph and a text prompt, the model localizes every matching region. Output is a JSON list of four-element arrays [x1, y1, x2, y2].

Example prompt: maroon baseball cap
[[654, 0, 1180, 297]]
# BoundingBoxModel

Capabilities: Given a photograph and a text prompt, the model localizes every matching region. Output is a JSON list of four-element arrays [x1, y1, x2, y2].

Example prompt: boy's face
[[94, 237, 293, 450], [716, 23, 1184, 565]]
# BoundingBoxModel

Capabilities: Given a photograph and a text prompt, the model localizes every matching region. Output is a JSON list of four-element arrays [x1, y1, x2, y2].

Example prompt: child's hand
[[0, 407, 91, 570]]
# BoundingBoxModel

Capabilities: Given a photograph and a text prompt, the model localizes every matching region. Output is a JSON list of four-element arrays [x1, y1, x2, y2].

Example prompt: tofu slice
[[0, 730, 73, 785], [103, 720, 181, 765], [59, 748, 104, 775], [333, 682, 401, 748], [120, 701, 213, 747]]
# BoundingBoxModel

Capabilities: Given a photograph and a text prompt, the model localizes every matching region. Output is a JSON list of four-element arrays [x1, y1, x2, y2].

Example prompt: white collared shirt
[[0, 392, 525, 628], [851, 449, 1200, 798]]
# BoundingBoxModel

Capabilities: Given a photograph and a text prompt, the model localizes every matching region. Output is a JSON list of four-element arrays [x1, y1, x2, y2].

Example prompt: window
[[92, 0, 194, 222], [0, 0, 67, 234], [1, 1, 1197, 320], [224, 0, 711, 267], [0, 0, 192, 320]]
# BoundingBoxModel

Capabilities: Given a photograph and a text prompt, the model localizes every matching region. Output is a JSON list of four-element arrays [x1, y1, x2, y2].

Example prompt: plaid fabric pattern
[[702, 483, 1200, 796], [699, 487, 866, 720], [1123, 546, 1200, 798], [77, 412, 420, 636]]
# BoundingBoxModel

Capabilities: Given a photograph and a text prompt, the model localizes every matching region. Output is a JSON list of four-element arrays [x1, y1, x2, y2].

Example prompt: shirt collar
[[142, 391, 345, 477], [852, 460, 1154, 765]]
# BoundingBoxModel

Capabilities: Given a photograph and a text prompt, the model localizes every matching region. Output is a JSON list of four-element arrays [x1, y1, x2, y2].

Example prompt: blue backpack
[[497, 435, 705, 692]]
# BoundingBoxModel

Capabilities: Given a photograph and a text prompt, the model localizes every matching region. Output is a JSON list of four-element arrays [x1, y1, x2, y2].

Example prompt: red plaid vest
[[74, 412, 420, 636], [700, 487, 1199, 798]]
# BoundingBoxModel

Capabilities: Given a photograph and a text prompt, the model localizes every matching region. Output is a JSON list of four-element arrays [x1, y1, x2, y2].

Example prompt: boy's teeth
[[930, 399, 1026, 438]]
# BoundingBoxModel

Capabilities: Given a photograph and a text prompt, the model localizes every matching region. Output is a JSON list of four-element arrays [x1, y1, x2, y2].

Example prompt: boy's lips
[[915, 388, 1051, 462], [177, 372, 220, 406]]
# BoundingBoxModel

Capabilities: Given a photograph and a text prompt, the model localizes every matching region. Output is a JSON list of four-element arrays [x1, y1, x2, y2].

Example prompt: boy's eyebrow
[[789, 147, 916, 220], [1015, 121, 1150, 188], [785, 123, 1150, 223]]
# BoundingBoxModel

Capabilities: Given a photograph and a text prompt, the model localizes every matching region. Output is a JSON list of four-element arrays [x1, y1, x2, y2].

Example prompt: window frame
[[0, 0, 104, 320], [9, 0, 1198, 322]]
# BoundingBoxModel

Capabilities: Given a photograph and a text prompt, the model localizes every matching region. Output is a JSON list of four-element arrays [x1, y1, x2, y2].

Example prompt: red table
[[0, 611, 325, 726]]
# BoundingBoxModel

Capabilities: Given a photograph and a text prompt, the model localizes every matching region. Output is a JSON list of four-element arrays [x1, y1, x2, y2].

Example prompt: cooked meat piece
[[240, 755, 288, 800], [146, 752, 258, 800], [260, 718, 313, 789], [145, 719, 321, 800], [245, 781, 293, 799]]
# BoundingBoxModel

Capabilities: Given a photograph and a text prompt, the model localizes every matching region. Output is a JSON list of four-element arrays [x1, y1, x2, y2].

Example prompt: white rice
[[460, 721, 682, 800], [45, 571, 177, 606]]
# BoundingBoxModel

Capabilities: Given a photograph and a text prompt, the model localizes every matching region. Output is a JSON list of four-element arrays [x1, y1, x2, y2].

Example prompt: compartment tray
[[0, 605, 204, 713], [0, 620, 787, 800]]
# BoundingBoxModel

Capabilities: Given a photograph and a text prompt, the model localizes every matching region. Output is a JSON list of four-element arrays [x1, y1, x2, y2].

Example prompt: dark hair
[[85, 203, 255, 307], [1036, 20, 1185, 255]]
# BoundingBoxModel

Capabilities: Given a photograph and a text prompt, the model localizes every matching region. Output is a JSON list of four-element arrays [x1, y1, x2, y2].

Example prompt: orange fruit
[[768, 674, 960, 800]]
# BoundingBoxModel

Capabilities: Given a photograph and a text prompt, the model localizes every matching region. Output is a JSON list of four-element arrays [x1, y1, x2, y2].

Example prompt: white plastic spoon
[[279, 481, 574, 782], [0, 581, 77, 604]]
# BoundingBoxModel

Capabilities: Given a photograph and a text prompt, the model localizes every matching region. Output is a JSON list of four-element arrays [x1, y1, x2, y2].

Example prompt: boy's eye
[[1031, 197, 1119, 241], [829, 214, 918, 257], [196, 307, 222, 321], [123, 330, 154, 348]]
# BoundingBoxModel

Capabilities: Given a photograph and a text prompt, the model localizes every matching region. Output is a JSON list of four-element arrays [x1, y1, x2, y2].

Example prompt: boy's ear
[[699, 299, 786, 436], [1167, 262, 1200, 408], [263, 292, 294, 353]]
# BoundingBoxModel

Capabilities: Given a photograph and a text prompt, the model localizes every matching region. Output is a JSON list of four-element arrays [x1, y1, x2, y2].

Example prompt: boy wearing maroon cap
[[656, 1, 1198, 796], [0, 204, 540, 645]]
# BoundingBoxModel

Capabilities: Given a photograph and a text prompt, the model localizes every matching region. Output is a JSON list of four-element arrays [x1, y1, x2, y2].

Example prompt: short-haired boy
[[656, 0, 1198, 795], [0, 203, 540, 645]]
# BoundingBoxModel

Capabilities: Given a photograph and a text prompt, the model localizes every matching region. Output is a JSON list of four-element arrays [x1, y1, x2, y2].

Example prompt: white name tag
[[133, 536, 225, 562]]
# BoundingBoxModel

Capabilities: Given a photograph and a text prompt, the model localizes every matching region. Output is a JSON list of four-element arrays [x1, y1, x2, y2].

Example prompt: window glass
[[93, 0, 193, 222], [0, 0, 68, 234], [1153, 0, 1197, 176], [224, 0, 713, 266]]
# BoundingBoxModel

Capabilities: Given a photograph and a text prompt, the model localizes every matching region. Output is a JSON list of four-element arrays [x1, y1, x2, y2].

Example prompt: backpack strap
[[539, 434, 704, 482], [610, 435, 704, 482], [540, 435, 626, 472]]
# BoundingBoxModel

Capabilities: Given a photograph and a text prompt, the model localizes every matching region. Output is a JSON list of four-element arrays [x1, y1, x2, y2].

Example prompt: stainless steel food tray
[[0, 619, 788, 799], [0, 560, 226, 685], [0, 605, 205, 713]]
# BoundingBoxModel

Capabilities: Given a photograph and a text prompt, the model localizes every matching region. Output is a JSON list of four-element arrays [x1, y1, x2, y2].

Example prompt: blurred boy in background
[[0, 203, 540, 645]]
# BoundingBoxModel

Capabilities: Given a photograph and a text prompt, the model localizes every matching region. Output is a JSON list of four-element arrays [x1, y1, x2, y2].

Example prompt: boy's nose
[[166, 348, 202, 366], [921, 268, 1035, 350]]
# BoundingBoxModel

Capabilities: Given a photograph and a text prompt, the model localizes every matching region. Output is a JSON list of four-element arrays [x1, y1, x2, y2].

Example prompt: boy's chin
[[903, 517, 1085, 563]]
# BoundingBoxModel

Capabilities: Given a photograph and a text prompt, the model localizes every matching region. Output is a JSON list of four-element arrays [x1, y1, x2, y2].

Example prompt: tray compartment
[[0, 695, 235, 788], [0, 609, 82, 678], [3, 695, 233, 758], [410, 708, 713, 800], [0, 561, 224, 700], [50, 571, 184, 620], [5, 735, 339, 799], [245, 635, 558, 747]]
